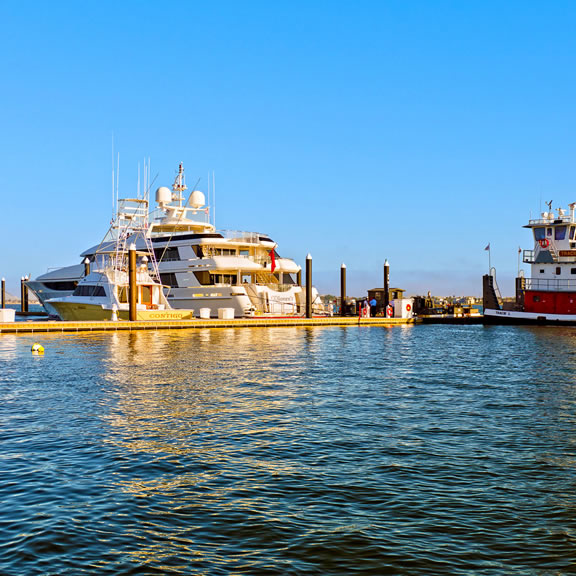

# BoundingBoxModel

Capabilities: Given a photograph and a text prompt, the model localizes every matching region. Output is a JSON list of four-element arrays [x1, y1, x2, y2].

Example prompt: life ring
[[386, 306, 393, 317], [406, 303, 412, 312], [539, 238, 550, 248]]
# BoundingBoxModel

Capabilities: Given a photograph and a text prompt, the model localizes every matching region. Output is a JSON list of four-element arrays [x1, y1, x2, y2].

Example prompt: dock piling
[[306, 254, 312, 318], [129, 244, 137, 321], [21, 276, 29, 313], [1, 278, 5, 309], [383, 260, 390, 311], [84, 257, 91, 276], [340, 263, 346, 317]]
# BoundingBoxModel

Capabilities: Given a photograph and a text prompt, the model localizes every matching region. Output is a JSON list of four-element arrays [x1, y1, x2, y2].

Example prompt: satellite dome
[[189, 190, 206, 209], [156, 186, 172, 204]]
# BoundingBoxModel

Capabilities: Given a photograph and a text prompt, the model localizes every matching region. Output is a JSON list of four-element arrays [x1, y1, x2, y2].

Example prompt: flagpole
[[484, 243, 491, 271]]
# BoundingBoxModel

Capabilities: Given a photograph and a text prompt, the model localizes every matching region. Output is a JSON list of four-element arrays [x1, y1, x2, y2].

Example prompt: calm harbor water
[[2, 324, 576, 575]]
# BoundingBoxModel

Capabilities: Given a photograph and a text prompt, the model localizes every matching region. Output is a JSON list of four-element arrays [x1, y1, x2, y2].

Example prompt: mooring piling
[[340, 263, 346, 317], [306, 254, 312, 318], [129, 244, 137, 321]]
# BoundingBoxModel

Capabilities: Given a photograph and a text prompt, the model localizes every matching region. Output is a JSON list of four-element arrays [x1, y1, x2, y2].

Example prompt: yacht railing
[[220, 230, 269, 243]]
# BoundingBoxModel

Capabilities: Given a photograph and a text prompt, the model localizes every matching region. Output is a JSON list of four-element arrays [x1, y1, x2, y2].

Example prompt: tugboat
[[484, 201, 576, 324]]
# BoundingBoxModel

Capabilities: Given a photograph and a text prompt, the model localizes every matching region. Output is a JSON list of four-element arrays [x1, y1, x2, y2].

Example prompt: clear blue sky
[[2, 0, 576, 297]]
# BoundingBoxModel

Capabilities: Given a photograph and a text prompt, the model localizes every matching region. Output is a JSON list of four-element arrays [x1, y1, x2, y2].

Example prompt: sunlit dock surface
[[0, 316, 420, 333]]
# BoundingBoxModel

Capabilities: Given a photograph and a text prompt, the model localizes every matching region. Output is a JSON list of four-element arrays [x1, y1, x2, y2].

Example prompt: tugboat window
[[571, 227, 576, 241], [547, 228, 553, 237], [556, 267, 562, 275], [571, 269, 576, 275], [555, 226, 567, 240], [534, 295, 540, 302], [540, 269, 545, 274], [534, 228, 545, 241]]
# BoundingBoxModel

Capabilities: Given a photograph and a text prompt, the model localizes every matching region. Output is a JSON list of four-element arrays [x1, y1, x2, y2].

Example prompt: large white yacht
[[29, 164, 323, 318]]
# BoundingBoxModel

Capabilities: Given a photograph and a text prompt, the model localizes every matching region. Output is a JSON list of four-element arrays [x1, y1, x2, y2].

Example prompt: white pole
[[116, 153, 120, 212], [111, 134, 115, 216]]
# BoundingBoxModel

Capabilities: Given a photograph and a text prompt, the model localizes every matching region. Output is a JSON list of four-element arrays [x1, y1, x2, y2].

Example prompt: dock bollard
[[306, 254, 312, 319], [340, 263, 346, 317], [128, 244, 137, 321], [1, 277, 5, 309]]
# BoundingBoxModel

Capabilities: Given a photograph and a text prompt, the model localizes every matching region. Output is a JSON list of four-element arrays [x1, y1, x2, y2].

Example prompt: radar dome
[[156, 186, 172, 204], [189, 190, 206, 209]]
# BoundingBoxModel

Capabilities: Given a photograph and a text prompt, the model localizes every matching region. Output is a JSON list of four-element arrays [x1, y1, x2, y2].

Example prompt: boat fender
[[539, 238, 550, 248]]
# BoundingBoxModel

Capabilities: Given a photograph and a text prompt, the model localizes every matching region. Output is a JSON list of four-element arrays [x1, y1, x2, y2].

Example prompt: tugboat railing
[[490, 267, 503, 305], [524, 278, 576, 291]]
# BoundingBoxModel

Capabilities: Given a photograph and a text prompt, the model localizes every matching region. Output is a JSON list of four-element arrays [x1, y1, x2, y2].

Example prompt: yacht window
[[555, 226, 567, 240], [241, 274, 251, 283], [193, 271, 212, 285], [192, 245, 204, 258], [160, 273, 178, 287], [154, 247, 180, 262], [211, 248, 236, 256], [283, 273, 296, 285], [73, 285, 106, 297], [212, 274, 237, 285], [239, 250, 249, 257], [534, 228, 545, 241]]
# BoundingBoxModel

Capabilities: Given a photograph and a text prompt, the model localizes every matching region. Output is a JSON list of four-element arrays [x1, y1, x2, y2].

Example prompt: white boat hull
[[484, 308, 576, 324]]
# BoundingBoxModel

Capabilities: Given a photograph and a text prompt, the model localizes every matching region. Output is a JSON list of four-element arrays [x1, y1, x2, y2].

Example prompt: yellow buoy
[[31, 343, 44, 354]]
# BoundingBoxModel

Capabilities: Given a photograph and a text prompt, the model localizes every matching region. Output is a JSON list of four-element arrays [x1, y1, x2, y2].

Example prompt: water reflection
[[5, 325, 576, 574]]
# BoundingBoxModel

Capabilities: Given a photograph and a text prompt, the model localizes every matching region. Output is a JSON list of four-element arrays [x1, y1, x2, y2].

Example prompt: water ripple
[[2, 326, 576, 574]]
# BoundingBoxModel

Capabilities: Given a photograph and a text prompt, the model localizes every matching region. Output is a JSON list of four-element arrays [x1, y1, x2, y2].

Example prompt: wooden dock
[[0, 316, 420, 334]]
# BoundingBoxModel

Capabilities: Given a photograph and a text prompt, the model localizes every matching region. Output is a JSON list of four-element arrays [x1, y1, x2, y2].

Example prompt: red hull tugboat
[[484, 202, 576, 324]]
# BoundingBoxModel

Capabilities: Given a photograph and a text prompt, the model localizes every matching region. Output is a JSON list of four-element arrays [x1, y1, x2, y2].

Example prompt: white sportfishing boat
[[45, 198, 194, 321], [47, 247, 194, 322], [29, 163, 323, 318]]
